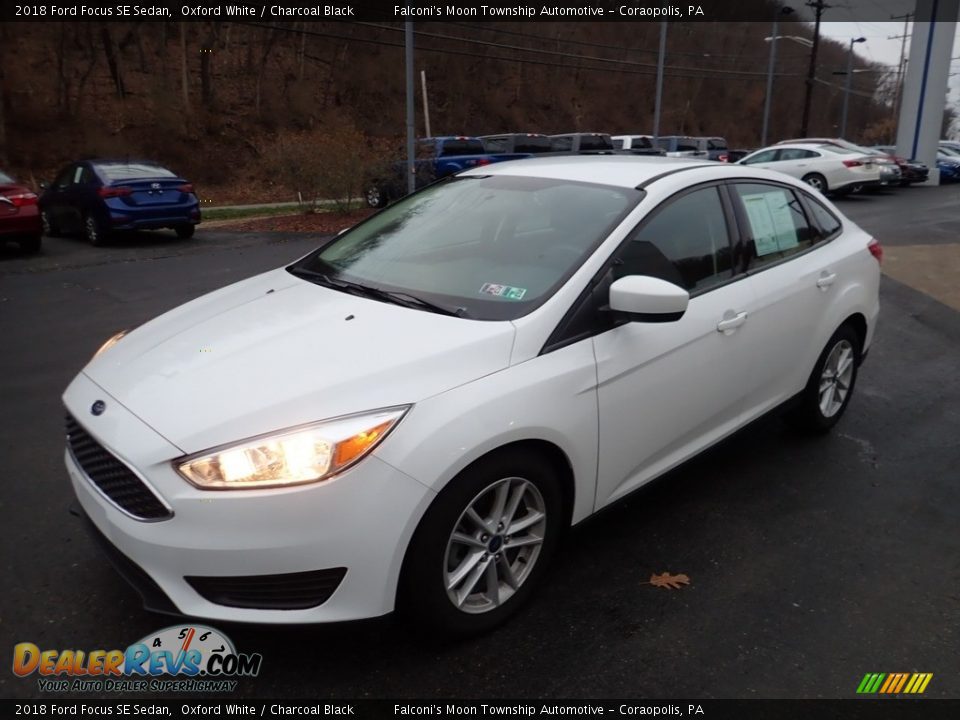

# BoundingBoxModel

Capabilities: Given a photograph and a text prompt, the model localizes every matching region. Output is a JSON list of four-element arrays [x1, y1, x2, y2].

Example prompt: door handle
[[816, 272, 837, 290], [717, 311, 748, 333]]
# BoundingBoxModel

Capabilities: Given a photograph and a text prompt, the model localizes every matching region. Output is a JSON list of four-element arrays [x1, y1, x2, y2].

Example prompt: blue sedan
[[39, 160, 200, 245]]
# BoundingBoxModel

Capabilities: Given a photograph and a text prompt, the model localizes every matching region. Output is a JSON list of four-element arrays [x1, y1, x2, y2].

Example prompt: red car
[[1, 169, 42, 253]]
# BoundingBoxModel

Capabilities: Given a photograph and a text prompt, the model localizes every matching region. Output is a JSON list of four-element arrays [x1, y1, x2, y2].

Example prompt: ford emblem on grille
[[90, 400, 106, 416]]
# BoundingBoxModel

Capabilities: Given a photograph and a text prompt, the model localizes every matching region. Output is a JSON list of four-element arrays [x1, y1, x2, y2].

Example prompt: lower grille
[[65, 414, 172, 521], [185, 568, 348, 610]]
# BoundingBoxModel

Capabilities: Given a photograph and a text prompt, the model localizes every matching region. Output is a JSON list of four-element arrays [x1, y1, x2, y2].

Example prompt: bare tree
[[200, 22, 221, 107], [179, 21, 190, 115], [100, 23, 126, 99]]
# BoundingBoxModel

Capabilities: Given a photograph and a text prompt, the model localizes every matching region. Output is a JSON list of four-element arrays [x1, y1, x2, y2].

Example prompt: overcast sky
[[817, 19, 960, 105]]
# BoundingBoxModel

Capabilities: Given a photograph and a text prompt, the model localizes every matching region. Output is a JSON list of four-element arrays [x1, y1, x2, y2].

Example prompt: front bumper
[[64, 373, 434, 623]]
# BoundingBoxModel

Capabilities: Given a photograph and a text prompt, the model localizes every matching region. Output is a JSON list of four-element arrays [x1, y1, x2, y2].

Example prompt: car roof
[[461, 154, 720, 187], [752, 143, 834, 152], [479, 133, 548, 138]]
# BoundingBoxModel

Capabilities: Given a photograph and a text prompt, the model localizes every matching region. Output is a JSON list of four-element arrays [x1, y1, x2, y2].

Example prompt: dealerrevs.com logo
[[13, 625, 262, 693]]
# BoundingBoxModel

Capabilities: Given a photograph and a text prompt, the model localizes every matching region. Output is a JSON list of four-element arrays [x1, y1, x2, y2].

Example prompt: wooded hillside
[[0, 7, 905, 202]]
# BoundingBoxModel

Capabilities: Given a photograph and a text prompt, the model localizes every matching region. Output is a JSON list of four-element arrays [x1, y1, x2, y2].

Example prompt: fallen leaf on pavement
[[647, 572, 690, 589]]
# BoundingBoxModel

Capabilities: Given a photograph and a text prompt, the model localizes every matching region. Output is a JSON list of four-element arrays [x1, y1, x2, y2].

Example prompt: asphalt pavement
[[1, 187, 958, 700]]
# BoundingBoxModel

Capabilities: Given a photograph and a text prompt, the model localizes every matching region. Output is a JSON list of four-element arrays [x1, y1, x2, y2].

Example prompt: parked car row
[[736, 137, 940, 197], [0, 159, 200, 254]]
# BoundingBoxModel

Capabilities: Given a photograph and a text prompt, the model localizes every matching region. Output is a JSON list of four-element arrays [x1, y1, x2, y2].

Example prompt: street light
[[840, 37, 867, 139], [764, 34, 813, 48], [760, 5, 795, 147]]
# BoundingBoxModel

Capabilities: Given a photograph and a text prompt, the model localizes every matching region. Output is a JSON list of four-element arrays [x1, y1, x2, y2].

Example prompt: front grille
[[185, 568, 348, 610], [65, 414, 171, 521]]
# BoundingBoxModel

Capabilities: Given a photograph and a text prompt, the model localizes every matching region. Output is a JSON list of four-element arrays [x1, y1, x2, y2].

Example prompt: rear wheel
[[398, 448, 562, 636], [18, 235, 42, 254], [802, 173, 829, 193], [365, 184, 387, 208], [175, 224, 195, 239], [41, 210, 60, 238], [84, 213, 108, 246], [788, 324, 861, 434]]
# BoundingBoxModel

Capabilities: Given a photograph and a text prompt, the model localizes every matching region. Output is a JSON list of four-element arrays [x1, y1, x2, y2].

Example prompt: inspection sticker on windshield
[[480, 283, 527, 300]]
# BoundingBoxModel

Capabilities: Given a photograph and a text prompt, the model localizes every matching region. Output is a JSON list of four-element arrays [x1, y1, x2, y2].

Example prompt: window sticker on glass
[[742, 191, 800, 256], [480, 283, 527, 300]]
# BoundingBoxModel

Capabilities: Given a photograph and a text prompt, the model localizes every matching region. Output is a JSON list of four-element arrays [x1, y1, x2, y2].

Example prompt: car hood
[[81, 268, 516, 454]]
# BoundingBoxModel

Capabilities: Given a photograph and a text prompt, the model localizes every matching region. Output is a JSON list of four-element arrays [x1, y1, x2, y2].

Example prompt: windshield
[[290, 175, 640, 321], [0, 170, 15, 184]]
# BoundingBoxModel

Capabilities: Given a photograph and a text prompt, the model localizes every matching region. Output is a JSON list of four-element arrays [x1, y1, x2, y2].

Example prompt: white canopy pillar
[[895, 0, 959, 184]]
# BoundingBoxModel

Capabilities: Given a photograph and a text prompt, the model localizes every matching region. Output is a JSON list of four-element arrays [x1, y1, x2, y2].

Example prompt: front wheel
[[788, 324, 861, 434], [398, 449, 562, 636], [802, 173, 829, 193]]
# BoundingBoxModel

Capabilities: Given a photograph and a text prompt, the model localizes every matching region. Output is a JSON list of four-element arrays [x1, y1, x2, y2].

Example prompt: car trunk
[[110, 178, 188, 207]]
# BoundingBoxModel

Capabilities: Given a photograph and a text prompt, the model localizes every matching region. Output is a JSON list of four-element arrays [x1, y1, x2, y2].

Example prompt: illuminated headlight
[[93, 330, 130, 358], [175, 407, 409, 490]]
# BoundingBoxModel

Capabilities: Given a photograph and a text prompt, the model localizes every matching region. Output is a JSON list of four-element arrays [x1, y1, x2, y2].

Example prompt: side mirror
[[608, 275, 689, 323]]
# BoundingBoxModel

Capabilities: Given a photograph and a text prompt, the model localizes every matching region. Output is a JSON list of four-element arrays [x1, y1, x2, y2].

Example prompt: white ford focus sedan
[[64, 156, 881, 635]]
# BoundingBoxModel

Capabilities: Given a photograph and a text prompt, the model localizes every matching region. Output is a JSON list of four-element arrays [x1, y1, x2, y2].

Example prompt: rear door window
[[551, 136, 573, 151], [777, 149, 818, 161], [731, 183, 819, 270]]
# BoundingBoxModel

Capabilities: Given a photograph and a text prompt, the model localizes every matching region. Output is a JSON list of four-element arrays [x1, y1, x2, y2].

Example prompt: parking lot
[[1, 185, 958, 699]]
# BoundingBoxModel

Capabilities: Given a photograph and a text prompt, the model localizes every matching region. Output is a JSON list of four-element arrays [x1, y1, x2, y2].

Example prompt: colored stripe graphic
[[893, 673, 910, 693], [857, 673, 933, 694]]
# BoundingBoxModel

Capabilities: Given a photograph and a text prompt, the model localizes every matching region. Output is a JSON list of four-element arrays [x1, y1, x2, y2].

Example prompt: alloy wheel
[[443, 476, 547, 614], [819, 339, 855, 417]]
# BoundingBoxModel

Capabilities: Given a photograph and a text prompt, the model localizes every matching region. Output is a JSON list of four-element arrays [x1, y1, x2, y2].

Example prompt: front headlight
[[175, 406, 409, 490], [93, 330, 130, 359]]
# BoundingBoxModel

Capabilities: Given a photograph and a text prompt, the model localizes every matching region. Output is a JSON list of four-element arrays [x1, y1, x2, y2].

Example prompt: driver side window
[[54, 166, 75, 189], [615, 186, 734, 294]]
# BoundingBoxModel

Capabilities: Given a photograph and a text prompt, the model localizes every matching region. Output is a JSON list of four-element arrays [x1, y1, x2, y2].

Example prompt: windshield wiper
[[289, 266, 469, 317], [369, 288, 470, 318]]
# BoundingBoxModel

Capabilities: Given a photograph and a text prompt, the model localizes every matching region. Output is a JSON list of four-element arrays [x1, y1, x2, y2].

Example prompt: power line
[[439, 20, 808, 61], [237, 22, 804, 81], [354, 21, 794, 78]]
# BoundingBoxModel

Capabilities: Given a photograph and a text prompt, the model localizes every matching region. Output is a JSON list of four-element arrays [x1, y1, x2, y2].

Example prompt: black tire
[[18, 235, 42, 254], [787, 324, 861, 434], [802, 173, 829, 193], [41, 210, 61, 238], [175, 224, 195, 239], [398, 448, 563, 637], [84, 213, 108, 247], [365, 183, 387, 208]]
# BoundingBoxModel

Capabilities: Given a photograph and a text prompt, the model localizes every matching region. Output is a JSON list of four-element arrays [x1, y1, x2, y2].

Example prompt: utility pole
[[799, 0, 830, 137], [889, 12, 912, 144], [653, 22, 667, 142], [405, 22, 415, 195]]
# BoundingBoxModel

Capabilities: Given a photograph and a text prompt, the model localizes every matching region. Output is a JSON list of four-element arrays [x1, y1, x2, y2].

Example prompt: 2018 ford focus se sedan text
[[63, 157, 881, 635]]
